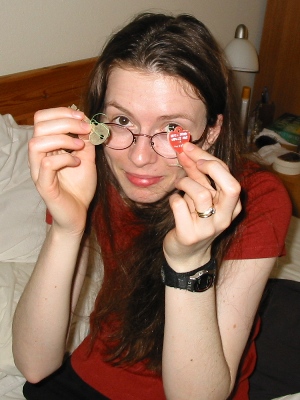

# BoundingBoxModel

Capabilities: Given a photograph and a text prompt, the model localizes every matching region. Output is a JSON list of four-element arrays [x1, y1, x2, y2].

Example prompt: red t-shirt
[[71, 163, 292, 400]]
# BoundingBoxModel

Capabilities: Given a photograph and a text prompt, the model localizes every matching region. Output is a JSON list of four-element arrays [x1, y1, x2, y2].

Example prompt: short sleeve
[[225, 166, 292, 260]]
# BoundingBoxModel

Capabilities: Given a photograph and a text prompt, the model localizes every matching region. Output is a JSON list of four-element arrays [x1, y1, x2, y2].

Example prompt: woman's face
[[103, 67, 208, 203]]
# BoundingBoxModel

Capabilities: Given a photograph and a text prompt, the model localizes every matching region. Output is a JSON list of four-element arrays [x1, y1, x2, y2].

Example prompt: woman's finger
[[34, 107, 85, 124], [179, 142, 229, 182], [181, 142, 229, 167], [196, 159, 241, 228], [34, 117, 91, 138], [179, 142, 240, 211], [175, 153, 241, 236], [168, 193, 215, 244], [29, 134, 84, 154], [175, 176, 215, 214], [195, 159, 241, 207], [28, 135, 85, 180], [177, 154, 240, 214], [36, 153, 81, 192]]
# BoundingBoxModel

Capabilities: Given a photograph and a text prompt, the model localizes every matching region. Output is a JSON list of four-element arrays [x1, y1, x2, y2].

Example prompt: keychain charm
[[88, 123, 110, 145], [167, 126, 191, 153], [69, 105, 110, 145]]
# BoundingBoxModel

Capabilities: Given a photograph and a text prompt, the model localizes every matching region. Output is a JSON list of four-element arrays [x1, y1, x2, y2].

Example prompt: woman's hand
[[163, 142, 242, 271], [29, 107, 97, 235]]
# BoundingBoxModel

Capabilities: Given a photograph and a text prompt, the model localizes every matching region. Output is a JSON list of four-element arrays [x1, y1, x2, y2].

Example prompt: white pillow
[[0, 115, 46, 263]]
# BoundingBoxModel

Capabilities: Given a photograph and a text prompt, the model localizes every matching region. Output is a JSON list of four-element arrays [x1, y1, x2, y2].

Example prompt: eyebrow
[[105, 101, 135, 120], [105, 101, 196, 123]]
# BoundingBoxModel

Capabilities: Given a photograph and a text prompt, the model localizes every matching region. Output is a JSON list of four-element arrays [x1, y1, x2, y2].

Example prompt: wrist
[[49, 223, 85, 244], [163, 245, 211, 274], [161, 259, 216, 292]]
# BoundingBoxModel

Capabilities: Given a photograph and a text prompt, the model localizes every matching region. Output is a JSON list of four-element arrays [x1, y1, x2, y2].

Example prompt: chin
[[123, 186, 170, 204], [127, 193, 166, 204]]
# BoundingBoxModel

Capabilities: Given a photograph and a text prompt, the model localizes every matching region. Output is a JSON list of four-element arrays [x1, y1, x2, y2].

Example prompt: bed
[[0, 58, 299, 400], [0, 58, 103, 399]]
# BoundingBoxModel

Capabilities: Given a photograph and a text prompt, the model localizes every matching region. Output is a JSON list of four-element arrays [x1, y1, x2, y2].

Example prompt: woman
[[12, 13, 291, 400]]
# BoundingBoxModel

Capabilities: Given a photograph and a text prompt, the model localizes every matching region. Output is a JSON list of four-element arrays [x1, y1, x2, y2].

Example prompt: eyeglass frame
[[102, 122, 207, 159]]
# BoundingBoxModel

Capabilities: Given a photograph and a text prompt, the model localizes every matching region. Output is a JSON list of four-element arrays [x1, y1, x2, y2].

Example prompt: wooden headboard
[[0, 57, 97, 125]]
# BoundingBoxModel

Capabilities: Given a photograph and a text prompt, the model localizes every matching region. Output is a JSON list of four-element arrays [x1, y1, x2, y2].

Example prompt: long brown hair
[[85, 13, 244, 373]]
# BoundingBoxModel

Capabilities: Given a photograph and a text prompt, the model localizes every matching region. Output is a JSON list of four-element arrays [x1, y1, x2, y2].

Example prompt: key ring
[[70, 105, 110, 145]]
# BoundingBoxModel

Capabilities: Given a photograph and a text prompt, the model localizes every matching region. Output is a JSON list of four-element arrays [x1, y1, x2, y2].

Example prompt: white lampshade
[[224, 24, 259, 72]]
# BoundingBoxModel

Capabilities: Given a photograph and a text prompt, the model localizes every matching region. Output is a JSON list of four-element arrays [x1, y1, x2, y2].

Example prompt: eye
[[165, 123, 180, 133], [114, 116, 132, 127]]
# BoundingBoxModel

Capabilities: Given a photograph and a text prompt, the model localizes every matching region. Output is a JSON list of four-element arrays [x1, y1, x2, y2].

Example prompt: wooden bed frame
[[0, 57, 97, 125]]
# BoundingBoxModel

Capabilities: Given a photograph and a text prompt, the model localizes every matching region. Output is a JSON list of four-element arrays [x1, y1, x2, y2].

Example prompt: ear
[[202, 114, 223, 150]]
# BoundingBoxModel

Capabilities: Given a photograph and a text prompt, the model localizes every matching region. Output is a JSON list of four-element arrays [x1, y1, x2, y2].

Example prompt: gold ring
[[196, 206, 216, 218]]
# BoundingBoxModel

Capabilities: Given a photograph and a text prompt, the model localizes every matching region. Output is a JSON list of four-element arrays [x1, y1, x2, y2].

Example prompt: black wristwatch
[[161, 259, 216, 292]]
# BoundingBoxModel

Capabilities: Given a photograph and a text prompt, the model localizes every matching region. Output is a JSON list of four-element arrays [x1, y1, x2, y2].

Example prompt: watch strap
[[161, 259, 216, 292]]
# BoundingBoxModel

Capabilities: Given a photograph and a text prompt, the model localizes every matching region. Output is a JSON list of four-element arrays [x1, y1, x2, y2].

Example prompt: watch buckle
[[190, 270, 208, 280]]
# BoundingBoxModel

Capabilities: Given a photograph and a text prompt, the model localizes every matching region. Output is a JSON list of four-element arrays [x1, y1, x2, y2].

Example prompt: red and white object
[[167, 126, 191, 153]]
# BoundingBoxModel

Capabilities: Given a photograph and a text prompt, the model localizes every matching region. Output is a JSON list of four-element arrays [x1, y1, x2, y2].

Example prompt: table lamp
[[225, 24, 259, 137], [224, 24, 259, 72]]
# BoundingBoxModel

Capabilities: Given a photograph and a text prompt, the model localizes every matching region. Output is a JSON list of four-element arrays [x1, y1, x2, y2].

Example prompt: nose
[[128, 134, 158, 167]]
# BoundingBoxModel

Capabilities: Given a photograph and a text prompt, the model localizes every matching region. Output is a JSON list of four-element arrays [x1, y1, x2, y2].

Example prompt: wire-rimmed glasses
[[103, 123, 203, 159]]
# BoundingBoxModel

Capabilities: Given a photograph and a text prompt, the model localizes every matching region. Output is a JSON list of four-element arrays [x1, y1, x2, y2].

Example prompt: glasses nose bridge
[[132, 132, 154, 147]]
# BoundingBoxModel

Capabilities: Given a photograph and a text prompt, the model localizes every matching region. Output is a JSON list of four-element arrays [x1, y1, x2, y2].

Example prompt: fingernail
[[184, 142, 194, 151], [73, 138, 83, 146], [80, 120, 91, 130], [71, 110, 84, 119], [196, 159, 206, 166]]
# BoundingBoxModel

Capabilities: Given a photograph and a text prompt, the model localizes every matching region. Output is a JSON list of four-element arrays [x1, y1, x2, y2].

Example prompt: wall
[[0, 0, 267, 93]]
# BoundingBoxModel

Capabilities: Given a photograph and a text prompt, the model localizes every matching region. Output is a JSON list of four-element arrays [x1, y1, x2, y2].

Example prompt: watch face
[[193, 272, 215, 292]]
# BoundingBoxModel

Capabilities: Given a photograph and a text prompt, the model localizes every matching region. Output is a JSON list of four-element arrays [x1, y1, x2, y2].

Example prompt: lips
[[125, 172, 163, 187]]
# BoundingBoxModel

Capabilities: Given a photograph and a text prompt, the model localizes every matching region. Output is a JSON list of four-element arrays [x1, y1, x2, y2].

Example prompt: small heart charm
[[167, 126, 191, 153]]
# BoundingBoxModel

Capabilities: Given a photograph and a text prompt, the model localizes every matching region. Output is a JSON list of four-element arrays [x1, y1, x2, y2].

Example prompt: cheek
[[102, 148, 124, 183], [103, 147, 112, 162], [103, 147, 123, 168], [166, 161, 187, 180], [102, 149, 112, 172]]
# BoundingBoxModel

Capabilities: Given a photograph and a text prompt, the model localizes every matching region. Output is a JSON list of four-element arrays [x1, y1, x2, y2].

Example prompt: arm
[[162, 143, 284, 399], [163, 257, 275, 400], [12, 107, 96, 382], [13, 228, 88, 382]]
